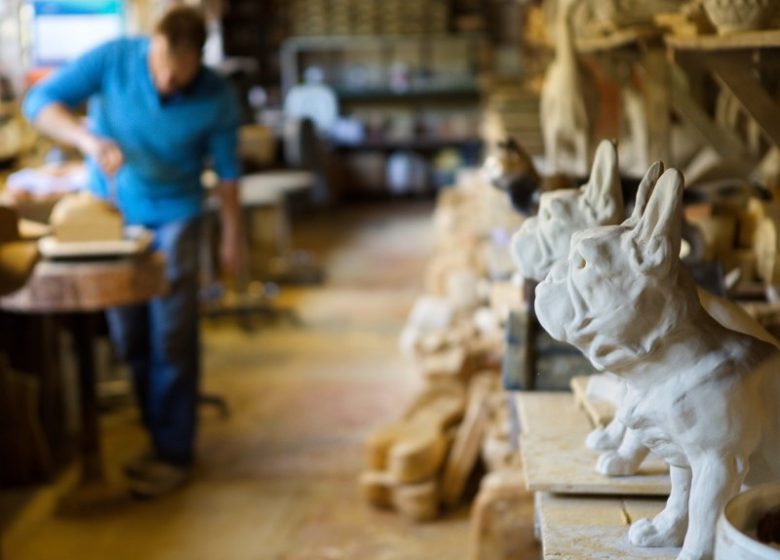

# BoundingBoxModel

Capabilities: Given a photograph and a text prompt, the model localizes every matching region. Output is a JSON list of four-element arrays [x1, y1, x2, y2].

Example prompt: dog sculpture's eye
[[576, 257, 587, 270]]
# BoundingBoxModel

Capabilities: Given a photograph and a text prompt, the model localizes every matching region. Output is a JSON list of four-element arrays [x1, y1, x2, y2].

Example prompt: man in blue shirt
[[24, 6, 244, 498]]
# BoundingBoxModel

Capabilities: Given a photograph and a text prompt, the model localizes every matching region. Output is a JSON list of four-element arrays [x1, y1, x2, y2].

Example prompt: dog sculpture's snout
[[549, 259, 568, 283], [510, 218, 544, 280]]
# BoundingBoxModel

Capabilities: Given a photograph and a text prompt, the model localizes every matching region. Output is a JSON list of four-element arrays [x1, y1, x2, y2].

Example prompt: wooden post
[[70, 312, 104, 484]]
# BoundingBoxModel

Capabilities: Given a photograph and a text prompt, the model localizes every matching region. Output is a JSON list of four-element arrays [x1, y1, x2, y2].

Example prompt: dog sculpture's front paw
[[596, 451, 639, 476], [586, 426, 621, 451], [628, 517, 686, 548]]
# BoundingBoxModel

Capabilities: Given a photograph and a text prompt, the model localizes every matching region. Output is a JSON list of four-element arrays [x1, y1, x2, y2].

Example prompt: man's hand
[[32, 104, 125, 176], [79, 134, 124, 176]]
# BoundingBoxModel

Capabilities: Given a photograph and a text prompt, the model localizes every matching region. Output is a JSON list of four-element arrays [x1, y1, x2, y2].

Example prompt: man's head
[[149, 6, 206, 96]]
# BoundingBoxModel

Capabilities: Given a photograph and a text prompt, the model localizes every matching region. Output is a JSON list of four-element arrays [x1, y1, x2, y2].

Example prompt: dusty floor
[[3, 201, 484, 560]]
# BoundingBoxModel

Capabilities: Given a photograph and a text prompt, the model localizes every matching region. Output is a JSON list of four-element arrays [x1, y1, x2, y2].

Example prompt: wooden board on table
[[666, 29, 780, 50], [515, 392, 670, 496], [538, 492, 678, 560], [440, 375, 492, 507], [570, 375, 615, 428]]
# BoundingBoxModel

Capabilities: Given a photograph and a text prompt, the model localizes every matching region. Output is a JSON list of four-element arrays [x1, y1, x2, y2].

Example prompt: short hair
[[155, 5, 207, 57]]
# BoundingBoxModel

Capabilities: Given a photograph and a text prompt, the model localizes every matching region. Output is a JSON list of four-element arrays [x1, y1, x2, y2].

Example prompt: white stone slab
[[538, 492, 679, 559], [515, 392, 670, 496]]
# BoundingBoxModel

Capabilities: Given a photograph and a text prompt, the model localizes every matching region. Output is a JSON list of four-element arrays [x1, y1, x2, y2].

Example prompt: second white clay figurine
[[511, 139, 779, 478], [534, 166, 780, 560]]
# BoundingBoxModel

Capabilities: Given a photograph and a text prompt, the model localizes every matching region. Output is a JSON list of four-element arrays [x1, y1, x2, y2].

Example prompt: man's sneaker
[[127, 459, 192, 499], [123, 452, 158, 479]]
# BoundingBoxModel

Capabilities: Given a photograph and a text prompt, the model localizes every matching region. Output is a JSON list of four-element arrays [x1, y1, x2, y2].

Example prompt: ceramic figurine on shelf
[[534, 166, 780, 560], [511, 139, 779, 478], [510, 139, 623, 282], [483, 137, 543, 215]]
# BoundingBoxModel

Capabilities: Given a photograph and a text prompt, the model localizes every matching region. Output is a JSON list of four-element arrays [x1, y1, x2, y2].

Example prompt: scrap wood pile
[[360, 171, 526, 521]]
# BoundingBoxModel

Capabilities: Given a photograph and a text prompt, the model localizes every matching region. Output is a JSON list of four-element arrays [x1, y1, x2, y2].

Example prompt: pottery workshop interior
[[3, 0, 780, 559]]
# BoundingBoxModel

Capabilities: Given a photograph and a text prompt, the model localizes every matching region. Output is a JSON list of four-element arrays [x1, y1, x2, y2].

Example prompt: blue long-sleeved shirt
[[24, 37, 241, 226]]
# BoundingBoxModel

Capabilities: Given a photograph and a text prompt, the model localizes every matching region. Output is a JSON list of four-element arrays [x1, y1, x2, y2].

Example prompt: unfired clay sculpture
[[540, 0, 598, 177], [534, 166, 780, 560], [50, 192, 123, 243], [511, 139, 779, 478]]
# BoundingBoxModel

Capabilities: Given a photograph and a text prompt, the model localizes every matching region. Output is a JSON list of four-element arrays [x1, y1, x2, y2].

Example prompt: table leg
[[73, 312, 103, 483], [57, 312, 128, 514]]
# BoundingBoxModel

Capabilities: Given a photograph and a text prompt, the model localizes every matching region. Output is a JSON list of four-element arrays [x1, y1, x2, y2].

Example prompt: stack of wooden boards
[[360, 171, 526, 522]]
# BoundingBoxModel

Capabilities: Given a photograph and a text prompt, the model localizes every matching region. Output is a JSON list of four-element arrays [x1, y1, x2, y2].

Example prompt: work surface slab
[[538, 492, 678, 559], [514, 392, 671, 496]]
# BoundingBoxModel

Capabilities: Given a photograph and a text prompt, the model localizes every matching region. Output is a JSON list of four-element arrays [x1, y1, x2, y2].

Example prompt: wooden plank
[[515, 392, 670, 496], [668, 63, 748, 160], [570, 375, 615, 428], [666, 29, 780, 51], [575, 26, 660, 53], [441, 375, 491, 507], [706, 54, 780, 148], [538, 492, 678, 559]]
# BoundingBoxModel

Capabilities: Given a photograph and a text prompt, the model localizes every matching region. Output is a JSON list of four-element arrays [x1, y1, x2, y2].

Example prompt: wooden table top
[[0, 251, 167, 313]]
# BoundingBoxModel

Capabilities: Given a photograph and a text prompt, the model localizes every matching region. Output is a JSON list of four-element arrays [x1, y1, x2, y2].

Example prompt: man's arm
[[23, 40, 123, 175], [215, 180, 245, 282], [208, 85, 244, 281], [33, 104, 123, 175]]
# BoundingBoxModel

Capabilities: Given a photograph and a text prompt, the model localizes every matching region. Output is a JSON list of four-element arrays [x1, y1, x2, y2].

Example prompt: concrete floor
[[4, 201, 481, 560]]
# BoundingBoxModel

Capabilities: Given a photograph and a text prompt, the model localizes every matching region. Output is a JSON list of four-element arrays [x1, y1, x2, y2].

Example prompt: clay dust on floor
[[5, 201, 480, 560]]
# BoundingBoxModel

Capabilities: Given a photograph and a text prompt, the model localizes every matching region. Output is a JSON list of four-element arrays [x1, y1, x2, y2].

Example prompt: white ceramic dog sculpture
[[512, 139, 779, 477], [535, 167, 780, 560]]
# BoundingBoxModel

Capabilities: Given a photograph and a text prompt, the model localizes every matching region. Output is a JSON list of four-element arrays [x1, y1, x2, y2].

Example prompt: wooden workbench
[[0, 253, 166, 513], [514, 392, 670, 496]]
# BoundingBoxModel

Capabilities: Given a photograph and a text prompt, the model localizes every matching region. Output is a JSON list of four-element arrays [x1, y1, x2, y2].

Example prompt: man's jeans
[[106, 217, 201, 466]]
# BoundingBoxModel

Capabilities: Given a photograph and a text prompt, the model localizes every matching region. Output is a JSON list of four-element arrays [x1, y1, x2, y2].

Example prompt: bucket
[[715, 482, 780, 560]]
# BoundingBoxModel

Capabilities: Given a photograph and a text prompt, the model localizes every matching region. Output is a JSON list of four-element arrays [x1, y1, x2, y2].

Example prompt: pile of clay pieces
[[359, 171, 525, 522]]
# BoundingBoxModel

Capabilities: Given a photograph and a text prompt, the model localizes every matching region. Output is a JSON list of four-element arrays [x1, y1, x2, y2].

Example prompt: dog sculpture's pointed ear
[[631, 168, 684, 271], [625, 160, 664, 227], [581, 139, 623, 225]]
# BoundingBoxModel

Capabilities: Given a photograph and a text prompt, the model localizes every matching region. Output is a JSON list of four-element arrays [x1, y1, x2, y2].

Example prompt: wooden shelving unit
[[280, 34, 486, 197], [280, 34, 485, 96]]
